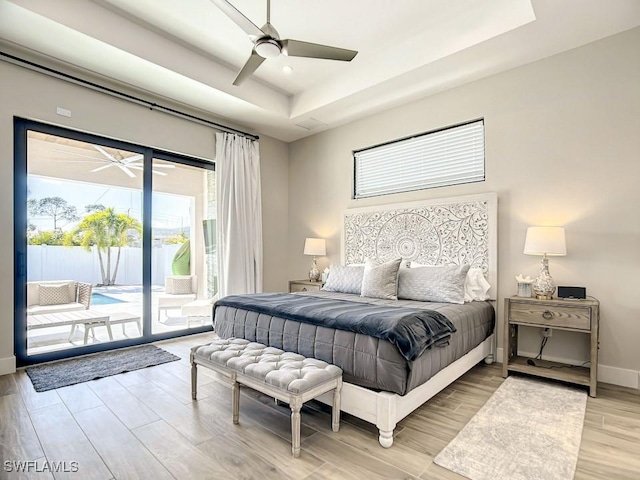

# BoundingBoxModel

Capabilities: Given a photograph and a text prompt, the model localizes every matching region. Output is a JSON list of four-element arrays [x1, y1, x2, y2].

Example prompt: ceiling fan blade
[[122, 154, 144, 164], [92, 144, 117, 161], [90, 164, 115, 173], [117, 164, 136, 178], [233, 50, 266, 86], [127, 162, 174, 169], [53, 149, 104, 160], [209, 0, 265, 38], [128, 165, 168, 176], [281, 39, 357, 61], [59, 160, 106, 164]]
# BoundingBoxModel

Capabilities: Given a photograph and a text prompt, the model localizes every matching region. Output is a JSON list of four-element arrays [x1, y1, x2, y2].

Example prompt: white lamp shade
[[303, 237, 326, 256], [523, 227, 567, 256]]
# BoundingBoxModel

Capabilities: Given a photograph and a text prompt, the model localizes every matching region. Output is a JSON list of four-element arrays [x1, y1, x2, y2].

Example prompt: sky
[[28, 175, 192, 232]]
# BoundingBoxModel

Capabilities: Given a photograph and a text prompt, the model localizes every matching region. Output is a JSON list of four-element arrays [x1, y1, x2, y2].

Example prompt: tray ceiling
[[1, 0, 639, 142]]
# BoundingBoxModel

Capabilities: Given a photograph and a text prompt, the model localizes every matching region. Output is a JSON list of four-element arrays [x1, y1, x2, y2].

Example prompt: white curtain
[[215, 132, 263, 297]]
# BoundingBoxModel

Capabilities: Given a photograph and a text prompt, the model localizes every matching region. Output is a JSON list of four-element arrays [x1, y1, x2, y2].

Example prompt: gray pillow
[[398, 264, 470, 304], [361, 258, 402, 300], [322, 265, 365, 294]]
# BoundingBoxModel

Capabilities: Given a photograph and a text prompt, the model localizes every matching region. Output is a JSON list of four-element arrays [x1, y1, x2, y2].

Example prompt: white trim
[[0, 356, 16, 375], [496, 347, 639, 390], [315, 334, 495, 447]]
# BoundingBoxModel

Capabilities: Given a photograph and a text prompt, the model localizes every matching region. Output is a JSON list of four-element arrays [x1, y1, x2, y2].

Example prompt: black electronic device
[[557, 286, 586, 300]]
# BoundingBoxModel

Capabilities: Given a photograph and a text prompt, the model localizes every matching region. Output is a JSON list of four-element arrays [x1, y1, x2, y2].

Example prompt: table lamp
[[303, 238, 326, 282], [523, 226, 566, 299]]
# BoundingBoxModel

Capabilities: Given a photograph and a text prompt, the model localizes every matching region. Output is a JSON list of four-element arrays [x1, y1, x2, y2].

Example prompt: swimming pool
[[91, 292, 125, 305]]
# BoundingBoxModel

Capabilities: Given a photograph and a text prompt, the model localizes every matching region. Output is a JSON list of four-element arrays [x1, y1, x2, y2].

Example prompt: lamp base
[[308, 257, 320, 282], [535, 294, 553, 300], [532, 255, 556, 300]]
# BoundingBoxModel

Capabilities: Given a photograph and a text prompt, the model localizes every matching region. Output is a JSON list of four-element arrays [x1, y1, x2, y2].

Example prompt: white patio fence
[[27, 244, 181, 286]]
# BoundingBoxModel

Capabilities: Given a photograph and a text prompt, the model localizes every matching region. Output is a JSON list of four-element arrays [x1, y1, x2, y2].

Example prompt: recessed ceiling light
[[282, 65, 293, 74]]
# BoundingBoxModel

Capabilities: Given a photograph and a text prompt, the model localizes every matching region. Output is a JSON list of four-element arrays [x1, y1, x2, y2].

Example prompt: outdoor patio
[[26, 285, 213, 355]]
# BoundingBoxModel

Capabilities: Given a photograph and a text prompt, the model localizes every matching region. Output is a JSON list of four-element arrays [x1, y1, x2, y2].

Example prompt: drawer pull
[[301, 287, 308, 292], [542, 310, 554, 320]]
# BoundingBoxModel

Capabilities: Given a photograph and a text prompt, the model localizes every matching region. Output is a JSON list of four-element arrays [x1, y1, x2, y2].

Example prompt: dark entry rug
[[26, 345, 180, 392]]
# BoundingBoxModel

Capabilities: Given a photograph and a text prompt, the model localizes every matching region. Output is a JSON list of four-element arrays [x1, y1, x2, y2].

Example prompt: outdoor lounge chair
[[157, 275, 197, 320], [26, 280, 92, 315]]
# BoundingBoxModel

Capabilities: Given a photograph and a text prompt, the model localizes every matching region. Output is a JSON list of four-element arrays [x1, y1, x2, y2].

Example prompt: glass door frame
[[14, 118, 214, 366]]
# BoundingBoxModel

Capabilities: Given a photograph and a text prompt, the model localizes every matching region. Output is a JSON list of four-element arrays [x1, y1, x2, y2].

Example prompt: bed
[[214, 192, 498, 447]]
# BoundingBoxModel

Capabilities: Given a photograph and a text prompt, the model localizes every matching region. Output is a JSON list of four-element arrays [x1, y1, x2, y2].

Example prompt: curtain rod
[[1, 51, 260, 141]]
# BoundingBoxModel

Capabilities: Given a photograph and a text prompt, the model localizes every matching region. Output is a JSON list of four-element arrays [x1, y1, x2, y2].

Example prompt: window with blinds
[[353, 119, 485, 198]]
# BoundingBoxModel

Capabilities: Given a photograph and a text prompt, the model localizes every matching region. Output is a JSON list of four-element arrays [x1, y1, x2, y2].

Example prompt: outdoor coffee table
[[28, 310, 113, 345]]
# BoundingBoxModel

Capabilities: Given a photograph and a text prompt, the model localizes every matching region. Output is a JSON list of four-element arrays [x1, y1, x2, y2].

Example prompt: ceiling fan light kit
[[255, 38, 281, 58], [210, 0, 358, 85]]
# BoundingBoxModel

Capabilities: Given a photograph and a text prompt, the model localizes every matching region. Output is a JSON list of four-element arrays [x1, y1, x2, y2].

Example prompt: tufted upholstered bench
[[190, 338, 343, 458]]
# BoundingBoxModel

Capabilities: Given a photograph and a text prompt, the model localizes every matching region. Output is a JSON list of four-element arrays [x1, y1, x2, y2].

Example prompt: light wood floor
[[1, 332, 638, 479]]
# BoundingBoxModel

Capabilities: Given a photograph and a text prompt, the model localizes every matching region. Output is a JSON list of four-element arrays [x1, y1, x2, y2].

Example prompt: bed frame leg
[[376, 391, 397, 448], [378, 429, 394, 448], [484, 332, 497, 364]]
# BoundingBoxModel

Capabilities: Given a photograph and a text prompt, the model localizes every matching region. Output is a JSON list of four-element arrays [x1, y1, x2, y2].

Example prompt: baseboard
[[0, 356, 16, 376], [495, 347, 639, 390]]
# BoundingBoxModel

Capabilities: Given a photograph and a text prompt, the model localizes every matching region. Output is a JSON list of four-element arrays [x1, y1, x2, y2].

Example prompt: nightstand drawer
[[289, 282, 322, 293], [509, 302, 591, 330]]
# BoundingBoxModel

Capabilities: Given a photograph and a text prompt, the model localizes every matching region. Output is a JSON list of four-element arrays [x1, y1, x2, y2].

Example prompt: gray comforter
[[214, 291, 494, 395], [214, 293, 456, 361]]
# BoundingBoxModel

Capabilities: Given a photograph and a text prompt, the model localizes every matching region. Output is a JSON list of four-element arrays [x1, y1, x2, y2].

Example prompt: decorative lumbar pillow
[[410, 262, 489, 303], [360, 258, 402, 300], [39, 284, 71, 306], [398, 264, 470, 304], [322, 265, 365, 294], [464, 267, 491, 302], [171, 277, 193, 294]]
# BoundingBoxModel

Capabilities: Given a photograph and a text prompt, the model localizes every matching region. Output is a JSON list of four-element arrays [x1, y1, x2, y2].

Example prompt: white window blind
[[354, 120, 485, 198]]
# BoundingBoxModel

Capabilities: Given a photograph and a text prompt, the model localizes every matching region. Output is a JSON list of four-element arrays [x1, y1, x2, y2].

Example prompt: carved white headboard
[[342, 193, 498, 298]]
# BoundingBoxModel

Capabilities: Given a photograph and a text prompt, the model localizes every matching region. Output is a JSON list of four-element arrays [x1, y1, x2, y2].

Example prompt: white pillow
[[360, 258, 402, 300], [399, 264, 470, 304], [464, 268, 491, 302], [410, 262, 491, 302], [322, 265, 365, 294]]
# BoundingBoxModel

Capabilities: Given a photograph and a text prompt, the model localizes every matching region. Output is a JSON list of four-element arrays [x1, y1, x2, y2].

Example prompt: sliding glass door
[[151, 157, 217, 334], [14, 119, 214, 365]]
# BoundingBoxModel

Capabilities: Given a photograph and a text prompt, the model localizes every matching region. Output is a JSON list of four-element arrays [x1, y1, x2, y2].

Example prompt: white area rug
[[434, 376, 587, 480]]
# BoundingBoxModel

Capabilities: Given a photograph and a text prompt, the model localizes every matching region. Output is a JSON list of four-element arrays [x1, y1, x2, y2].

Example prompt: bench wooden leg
[[232, 379, 240, 425], [332, 379, 342, 433], [191, 362, 197, 400], [290, 397, 302, 458]]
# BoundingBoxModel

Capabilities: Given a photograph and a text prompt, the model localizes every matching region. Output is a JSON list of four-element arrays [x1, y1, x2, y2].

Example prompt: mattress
[[213, 290, 494, 395]]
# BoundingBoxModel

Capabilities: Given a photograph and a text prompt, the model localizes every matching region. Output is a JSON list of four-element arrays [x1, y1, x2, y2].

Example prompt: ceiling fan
[[210, 0, 358, 85], [54, 145, 175, 177]]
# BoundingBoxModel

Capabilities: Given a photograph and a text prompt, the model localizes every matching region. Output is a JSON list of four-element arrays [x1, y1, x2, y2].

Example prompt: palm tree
[[65, 208, 141, 286]]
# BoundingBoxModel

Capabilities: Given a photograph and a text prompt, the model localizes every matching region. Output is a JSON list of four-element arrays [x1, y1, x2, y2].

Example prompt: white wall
[[27, 244, 180, 286], [288, 28, 640, 388], [0, 59, 289, 374]]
